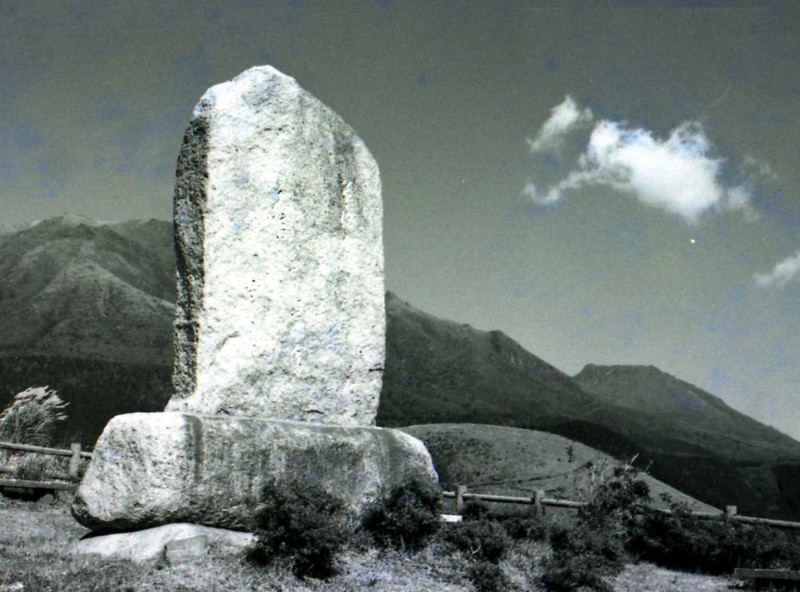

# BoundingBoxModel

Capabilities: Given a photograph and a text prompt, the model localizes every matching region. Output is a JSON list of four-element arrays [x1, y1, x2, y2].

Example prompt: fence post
[[724, 505, 737, 522], [69, 443, 82, 480], [533, 490, 545, 517], [456, 484, 468, 514]]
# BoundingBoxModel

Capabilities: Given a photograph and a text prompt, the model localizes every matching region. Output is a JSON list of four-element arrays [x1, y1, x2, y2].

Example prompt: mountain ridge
[[574, 363, 800, 463]]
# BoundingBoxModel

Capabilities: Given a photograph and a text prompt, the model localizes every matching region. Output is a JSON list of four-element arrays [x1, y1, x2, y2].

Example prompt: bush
[[547, 523, 626, 574], [360, 479, 441, 551], [498, 513, 549, 542], [248, 480, 348, 578], [541, 550, 615, 592], [466, 560, 511, 592], [0, 387, 67, 446], [14, 454, 58, 481], [462, 499, 549, 542], [541, 459, 649, 591], [440, 519, 510, 563], [577, 464, 650, 532], [460, 500, 491, 522], [627, 502, 800, 575]]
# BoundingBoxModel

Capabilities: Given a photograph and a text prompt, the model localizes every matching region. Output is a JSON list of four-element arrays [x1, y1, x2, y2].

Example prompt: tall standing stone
[[167, 66, 385, 425]]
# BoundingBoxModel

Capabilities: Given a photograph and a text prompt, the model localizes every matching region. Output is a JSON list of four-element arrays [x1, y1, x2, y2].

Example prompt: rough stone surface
[[164, 535, 209, 565], [72, 412, 437, 532], [168, 65, 385, 425], [74, 523, 255, 563]]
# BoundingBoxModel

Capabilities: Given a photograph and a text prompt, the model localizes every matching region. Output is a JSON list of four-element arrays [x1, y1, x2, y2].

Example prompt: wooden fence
[[441, 484, 800, 530], [0, 440, 93, 492]]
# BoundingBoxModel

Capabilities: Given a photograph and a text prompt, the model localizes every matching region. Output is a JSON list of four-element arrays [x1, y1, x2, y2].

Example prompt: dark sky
[[3, 1, 799, 439]]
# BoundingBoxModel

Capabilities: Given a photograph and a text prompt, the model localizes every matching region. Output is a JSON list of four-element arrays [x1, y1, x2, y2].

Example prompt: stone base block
[[71, 412, 437, 532], [74, 523, 256, 563]]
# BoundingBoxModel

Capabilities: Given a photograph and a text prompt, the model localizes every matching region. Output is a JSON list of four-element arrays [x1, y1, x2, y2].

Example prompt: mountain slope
[[0, 215, 174, 365], [378, 292, 599, 427], [575, 364, 800, 463], [0, 215, 174, 442]]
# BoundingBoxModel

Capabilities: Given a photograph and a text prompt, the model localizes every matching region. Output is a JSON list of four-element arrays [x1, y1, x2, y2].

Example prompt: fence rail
[[0, 478, 78, 491], [734, 568, 800, 582], [0, 441, 93, 459], [442, 484, 800, 530], [0, 440, 92, 492]]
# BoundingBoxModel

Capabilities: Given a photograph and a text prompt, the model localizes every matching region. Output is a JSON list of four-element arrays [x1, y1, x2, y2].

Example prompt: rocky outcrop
[[72, 413, 437, 532]]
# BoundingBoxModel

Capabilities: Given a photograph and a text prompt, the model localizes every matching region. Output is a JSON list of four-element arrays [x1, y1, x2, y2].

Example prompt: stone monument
[[168, 65, 385, 425], [72, 66, 436, 533]]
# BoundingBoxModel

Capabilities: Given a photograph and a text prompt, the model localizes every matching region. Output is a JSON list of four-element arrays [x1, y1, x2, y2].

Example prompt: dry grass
[[0, 495, 471, 592], [0, 494, 746, 591], [612, 563, 740, 592], [0, 387, 68, 446]]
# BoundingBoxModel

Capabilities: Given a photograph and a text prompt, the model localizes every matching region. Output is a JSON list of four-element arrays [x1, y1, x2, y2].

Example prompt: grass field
[[0, 494, 740, 591]]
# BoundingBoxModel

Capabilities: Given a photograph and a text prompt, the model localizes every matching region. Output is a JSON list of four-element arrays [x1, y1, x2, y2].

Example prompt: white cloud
[[755, 251, 800, 288], [527, 95, 593, 153], [524, 98, 756, 224]]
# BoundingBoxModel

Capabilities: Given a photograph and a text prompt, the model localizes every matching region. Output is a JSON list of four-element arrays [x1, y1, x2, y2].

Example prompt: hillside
[[401, 423, 718, 514], [0, 215, 174, 442], [0, 215, 174, 364]]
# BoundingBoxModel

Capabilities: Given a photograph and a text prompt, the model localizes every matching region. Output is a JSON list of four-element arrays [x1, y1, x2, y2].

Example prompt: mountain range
[[1, 216, 798, 519]]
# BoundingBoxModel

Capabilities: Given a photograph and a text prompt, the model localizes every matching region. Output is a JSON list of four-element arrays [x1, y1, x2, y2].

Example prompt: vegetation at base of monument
[[440, 519, 514, 591], [248, 480, 350, 578], [239, 457, 798, 590], [0, 386, 68, 446], [360, 478, 442, 550], [2, 489, 742, 592], [1, 492, 476, 592], [440, 518, 511, 563]]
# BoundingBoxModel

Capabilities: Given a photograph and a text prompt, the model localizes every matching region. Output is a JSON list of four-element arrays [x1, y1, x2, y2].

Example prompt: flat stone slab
[[74, 523, 255, 563], [71, 412, 437, 532], [164, 535, 208, 565], [168, 65, 385, 425]]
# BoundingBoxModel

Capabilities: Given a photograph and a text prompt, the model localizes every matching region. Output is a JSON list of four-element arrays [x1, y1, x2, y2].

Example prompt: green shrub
[[549, 523, 626, 572], [248, 480, 348, 578], [460, 500, 491, 522], [0, 386, 67, 446], [540, 548, 615, 592], [541, 460, 649, 591], [14, 454, 58, 481], [577, 464, 650, 532], [627, 505, 800, 575], [466, 560, 511, 592], [498, 513, 549, 541], [440, 519, 510, 563], [361, 479, 441, 550]]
